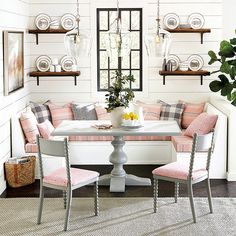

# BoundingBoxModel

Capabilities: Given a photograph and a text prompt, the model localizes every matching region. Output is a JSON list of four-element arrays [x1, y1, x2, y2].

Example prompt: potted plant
[[105, 70, 135, 127], [208, 30, 236, 106]]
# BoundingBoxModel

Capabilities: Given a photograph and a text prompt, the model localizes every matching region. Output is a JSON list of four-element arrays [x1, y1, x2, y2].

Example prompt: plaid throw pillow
[[30, 101, 52, 123], [159, 101, 185, 125]]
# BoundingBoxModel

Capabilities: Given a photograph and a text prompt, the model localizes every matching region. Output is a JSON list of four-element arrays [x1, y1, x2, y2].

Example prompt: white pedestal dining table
[[52, 120, 181, 192]]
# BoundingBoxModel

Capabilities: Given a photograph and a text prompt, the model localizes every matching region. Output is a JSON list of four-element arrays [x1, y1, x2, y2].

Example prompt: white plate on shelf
[[166, 54, 180, 71], [188, 13, 205, 29], [35, 14, 51, 30], [61, 13, 76, 30], [187, 54, 204, 71], [163, 13, 180, 30], [60, 55, 76, 72], [36, 55, 52, 72]]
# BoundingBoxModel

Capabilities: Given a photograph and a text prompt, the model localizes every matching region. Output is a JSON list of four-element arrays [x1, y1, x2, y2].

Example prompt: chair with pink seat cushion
[[36, 135, 99, 231], [152, 131, 215, 223]]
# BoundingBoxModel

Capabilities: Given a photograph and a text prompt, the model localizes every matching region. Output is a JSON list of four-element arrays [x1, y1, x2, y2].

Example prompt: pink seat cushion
[[184, 112, 218, 137], [43, 167, 99, 187], [171, 134, 193, 152], [152, 161, 207, 180]]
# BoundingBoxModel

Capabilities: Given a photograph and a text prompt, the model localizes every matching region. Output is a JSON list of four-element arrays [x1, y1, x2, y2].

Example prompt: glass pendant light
[[64, 0, 92, 58], [145, 0, 172, 58], [104, 0, 131, 58]]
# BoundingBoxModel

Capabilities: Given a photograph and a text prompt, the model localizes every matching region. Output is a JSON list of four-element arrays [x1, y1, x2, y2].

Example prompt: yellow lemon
[[133, 114, 139, 120], [123, 113, 130, 120]]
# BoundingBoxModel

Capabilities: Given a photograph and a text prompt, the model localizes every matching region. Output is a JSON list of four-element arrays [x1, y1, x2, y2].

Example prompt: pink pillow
[[95, 106, 110, 120], [137, 102, 162, 120], [180, 101, 205, 129], [184, 112, 218, 137], [37, 120, 54, 139], [48, 103, 73, 127], [20, 110, 39, 144]]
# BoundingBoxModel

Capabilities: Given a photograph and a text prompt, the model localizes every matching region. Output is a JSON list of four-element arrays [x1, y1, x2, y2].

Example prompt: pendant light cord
[[76, 0, 80, 35], [156, 0, 160, 35]]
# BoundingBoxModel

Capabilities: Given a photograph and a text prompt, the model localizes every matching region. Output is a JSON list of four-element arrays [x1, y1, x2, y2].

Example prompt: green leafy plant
[[105, 70, 135, 112], [208, 30, 236, 106]]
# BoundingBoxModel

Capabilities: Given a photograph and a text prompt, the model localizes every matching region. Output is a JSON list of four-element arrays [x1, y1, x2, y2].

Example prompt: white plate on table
[[121, 125, 143, 130]]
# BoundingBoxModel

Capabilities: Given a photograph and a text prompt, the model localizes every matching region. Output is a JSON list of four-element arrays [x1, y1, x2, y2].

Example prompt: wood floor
[[1, 165, 236, 198]]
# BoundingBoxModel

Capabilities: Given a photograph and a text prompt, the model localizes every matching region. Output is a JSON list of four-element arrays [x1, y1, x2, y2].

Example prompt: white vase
[[110, 107, 126, 128]]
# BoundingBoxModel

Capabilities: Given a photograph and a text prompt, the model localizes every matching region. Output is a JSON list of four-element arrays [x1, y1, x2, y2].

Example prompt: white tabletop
[[52, 120, 181, 137]]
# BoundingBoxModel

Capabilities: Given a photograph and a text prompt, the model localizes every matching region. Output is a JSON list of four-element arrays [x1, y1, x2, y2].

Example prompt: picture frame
[[3, 31, 24, 96]]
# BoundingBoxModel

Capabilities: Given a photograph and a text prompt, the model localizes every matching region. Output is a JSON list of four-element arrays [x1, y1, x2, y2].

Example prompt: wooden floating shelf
[[28, 29, 69, 44], [29, 71, 81, 86], [166, 28, 211, 44], [159, 70, 210, 85]]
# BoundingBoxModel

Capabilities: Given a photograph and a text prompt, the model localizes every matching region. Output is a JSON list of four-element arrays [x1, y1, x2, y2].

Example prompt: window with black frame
[[97, 8, 142, 91]]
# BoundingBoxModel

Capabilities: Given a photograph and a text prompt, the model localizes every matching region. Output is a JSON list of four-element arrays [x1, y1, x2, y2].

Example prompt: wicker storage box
[[5, 156, 36, 188]]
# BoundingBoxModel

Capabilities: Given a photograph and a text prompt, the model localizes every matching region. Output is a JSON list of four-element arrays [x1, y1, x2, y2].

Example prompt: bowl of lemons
[[121, 112, 140, 127]]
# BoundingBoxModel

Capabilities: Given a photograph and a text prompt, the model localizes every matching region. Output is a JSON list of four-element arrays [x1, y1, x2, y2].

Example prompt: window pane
[[121, 11, 130, 30], [99, 32, 107, 49], [131, 32, 140, 49], [121, 70, 131, 89], [100, 71, 108, 89], [131, 70, 140, 89], [109, 11, 117, 29], [100, 11, 108, 30], [110, 57, 118, 69], [131, 51, 140, 69], [121, 55, 130, 69], [131, 11, 140, 30], [100, 51, 108, 69]]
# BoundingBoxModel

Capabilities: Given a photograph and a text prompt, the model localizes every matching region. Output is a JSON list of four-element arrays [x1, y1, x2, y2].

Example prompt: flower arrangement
[[105, 70, 135, 112]]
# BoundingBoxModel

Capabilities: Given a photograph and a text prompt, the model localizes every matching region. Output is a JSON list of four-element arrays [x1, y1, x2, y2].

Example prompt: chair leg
[[206, 178, 213, 213], [94, 181, 99, 216], [37, 182, 44, 224], [63, 190, 67, 209], [64, 188, 72, 231], [174, 182, 179, 203], [153, 178, 158, 213], [187, 181, 196, 223]]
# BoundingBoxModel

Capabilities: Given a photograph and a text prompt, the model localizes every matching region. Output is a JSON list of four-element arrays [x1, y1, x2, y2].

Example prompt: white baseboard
[[227, 172, 236, 181]]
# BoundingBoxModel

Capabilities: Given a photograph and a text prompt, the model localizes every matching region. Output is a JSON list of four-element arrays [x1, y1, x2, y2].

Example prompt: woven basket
[[5, 156, 36, 188]]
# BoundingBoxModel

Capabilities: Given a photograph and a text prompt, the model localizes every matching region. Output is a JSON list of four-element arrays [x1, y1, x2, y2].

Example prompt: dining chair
[[152, 131, 215, 223], [36, 135, 99, 231]]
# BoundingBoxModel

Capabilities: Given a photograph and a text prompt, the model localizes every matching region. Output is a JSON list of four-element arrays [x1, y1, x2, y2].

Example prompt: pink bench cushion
[[152, 161, 207, 180], [43, 167, 99, 187], [25, 135, 171, 153], [171, 134, 193, 152], [68, 135, 171, 142]]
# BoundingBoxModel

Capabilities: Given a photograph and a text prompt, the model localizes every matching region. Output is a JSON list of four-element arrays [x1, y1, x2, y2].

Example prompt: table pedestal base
[[98, 136, 151, 192]]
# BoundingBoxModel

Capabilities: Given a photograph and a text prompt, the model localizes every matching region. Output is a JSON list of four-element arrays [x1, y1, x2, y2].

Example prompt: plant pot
[[110, 107, 126, 128]]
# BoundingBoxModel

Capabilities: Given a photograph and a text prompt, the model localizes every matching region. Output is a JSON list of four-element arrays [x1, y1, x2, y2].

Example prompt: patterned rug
[[0, 198, 235, 236]]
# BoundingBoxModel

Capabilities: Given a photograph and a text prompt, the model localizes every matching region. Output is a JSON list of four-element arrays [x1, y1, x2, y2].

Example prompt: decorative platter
[[166, 54, 180, 71], [35, 13, 51, 30], [163, 13, 180, 30], [187, 54, 204, 71], [188, 13, 205, 29], [60, 55, 76, 72], [61, 13, 76, 30], [36, 55, 52, 72]]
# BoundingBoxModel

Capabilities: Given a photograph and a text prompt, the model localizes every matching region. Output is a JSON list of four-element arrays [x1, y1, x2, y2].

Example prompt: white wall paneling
[[0, 0, 30, 194]]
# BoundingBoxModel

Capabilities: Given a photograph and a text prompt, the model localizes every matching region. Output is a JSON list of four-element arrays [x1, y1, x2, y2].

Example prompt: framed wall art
[[3, 31, 24, 96]]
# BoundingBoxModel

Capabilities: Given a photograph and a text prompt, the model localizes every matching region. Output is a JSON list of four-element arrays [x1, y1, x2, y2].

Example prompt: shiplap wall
[[29, 0, 222, 103], [0, 0, 30, 194]]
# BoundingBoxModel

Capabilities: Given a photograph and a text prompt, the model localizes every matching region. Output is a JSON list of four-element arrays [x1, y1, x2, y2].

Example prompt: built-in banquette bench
[[11, 98, 227, 180]]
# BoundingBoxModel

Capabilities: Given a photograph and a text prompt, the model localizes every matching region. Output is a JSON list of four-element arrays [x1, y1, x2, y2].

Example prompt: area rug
[[0, 198, 235, 236]]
